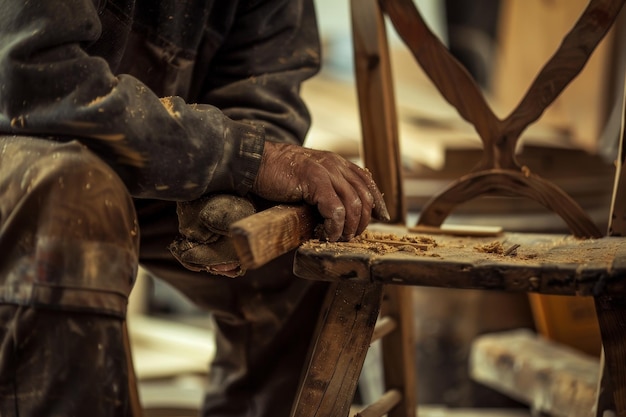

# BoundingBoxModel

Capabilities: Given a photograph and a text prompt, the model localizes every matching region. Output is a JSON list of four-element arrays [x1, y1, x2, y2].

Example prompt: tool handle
[[230, 204, 318, 270]]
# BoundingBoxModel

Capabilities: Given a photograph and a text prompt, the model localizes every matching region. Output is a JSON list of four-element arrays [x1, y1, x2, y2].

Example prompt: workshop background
[[128, 1, 626, 416]]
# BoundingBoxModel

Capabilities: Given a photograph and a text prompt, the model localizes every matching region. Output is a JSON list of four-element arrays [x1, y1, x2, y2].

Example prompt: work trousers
[[0, 136, 327, 416]]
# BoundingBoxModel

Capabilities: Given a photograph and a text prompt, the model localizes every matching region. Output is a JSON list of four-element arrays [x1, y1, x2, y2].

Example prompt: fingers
[[308, 157, 387, 242], [253, 142, 390, 242], [325, 161, 391, 240], [295, 166, 352, 241], [316, 195, 346, 242], [330, 166, 371, 239], [351, 165, 391, 222]]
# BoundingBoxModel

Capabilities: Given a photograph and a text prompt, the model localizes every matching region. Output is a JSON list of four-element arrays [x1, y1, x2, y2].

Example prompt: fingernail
[[376, 202, 391, 222]]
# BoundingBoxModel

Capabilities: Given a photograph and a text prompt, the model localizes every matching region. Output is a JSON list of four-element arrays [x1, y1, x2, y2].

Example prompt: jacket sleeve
[[198, 0, 321, 146], [0, 0, 285, 201]]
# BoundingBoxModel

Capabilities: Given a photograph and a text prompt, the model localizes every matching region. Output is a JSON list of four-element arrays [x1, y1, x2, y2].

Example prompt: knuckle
[[348, 196, 363, 213]]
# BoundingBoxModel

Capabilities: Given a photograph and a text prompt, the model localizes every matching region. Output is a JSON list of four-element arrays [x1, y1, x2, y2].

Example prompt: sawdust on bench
[[303, 230, 439, 256], [303, 230, 559, 262]]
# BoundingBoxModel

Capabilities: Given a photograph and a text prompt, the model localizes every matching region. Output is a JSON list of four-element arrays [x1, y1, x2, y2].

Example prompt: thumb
[[199, 194, 256, 235]]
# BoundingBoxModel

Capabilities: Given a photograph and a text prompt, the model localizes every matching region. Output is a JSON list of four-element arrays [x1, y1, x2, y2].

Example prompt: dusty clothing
[[0, 0, 325, 416], [0, 0, 319, 200]]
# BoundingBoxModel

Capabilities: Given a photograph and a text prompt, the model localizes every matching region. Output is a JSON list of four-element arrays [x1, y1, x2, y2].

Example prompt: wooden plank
[[230, 204, 317, 270], [294, 227, 626, 296], [409, 224, 503, 237], [470, 329, 599, 417]]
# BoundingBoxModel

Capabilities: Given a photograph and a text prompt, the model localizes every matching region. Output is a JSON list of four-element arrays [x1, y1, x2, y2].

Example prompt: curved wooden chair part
[[416, 169, 604, 238], [380, 0, 626, 239]]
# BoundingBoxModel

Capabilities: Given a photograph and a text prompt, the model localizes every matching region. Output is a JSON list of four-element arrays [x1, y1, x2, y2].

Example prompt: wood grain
[[294, 227, 626, 296], [352, 0, 406, 224], [230, 204, 317, 270], [291, 281, 384, 417], [416, 169, 603, 239]]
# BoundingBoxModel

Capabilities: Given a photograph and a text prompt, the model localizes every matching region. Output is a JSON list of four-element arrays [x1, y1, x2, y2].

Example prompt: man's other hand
[[169, 194, 255, 277]]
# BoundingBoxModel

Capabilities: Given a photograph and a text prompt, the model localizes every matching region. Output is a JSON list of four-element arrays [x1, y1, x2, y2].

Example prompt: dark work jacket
[[0, 0, 321, 200]]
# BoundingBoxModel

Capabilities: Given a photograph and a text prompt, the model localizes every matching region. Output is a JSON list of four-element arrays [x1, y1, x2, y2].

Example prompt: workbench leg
[[291, 280, 384, 417], [595, 350, 616, 417], [595, 295, 626, 417]]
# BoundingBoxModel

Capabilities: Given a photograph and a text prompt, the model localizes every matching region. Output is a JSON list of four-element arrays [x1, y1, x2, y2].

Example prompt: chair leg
[[291, 281, 384, 417], [594, 295, 626, 416]]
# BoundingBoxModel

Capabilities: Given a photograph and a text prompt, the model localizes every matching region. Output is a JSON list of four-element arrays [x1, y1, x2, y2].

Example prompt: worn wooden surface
[[294, 224, 626, 296], [352, 0, 405, 224], [230, 204, 317, 270], [470, 329, 599, 417], [291, 281, 383, 417]]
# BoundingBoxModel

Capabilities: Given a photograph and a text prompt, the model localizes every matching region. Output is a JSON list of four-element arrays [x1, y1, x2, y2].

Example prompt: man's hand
[[168, 194, 256, 277], [252, 142, 390, 242]]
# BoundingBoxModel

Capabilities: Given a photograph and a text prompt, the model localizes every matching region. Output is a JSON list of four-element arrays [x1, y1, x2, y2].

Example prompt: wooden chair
[[289, 0, 626, 416]]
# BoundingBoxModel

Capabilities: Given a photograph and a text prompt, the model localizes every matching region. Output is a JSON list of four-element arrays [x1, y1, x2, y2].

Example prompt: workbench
[[294, 225, 626, 297]]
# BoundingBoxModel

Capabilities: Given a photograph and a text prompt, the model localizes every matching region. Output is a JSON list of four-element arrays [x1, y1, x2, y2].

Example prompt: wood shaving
[[303, 230, 437, 255], [474, 241, 504, 254], [358, 230, 437, 246]]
